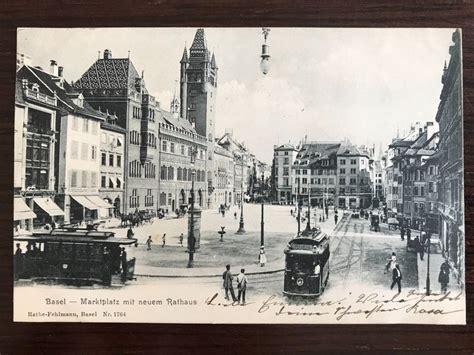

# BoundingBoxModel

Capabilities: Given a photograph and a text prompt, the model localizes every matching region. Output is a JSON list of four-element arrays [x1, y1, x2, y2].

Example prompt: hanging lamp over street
[[260, 28, 271, 75]]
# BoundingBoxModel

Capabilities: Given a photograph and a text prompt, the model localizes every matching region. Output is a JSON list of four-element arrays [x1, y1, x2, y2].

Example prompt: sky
[[17, 27, 455, 163]]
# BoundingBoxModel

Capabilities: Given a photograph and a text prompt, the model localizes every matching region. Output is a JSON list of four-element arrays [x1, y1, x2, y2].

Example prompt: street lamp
[[260, 28, 271, 75], [297, 177, 301, 236], [236, 158, 246, 234], [423, 217, 431, 296], [260, 172, 265, 247], [187, 146, 198, 268], [305, 181, 311, 231]]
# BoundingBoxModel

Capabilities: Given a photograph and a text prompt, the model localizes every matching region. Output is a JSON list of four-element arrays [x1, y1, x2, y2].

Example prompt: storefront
[[32, 197, 64, 228], [13, 196, 36, 232]]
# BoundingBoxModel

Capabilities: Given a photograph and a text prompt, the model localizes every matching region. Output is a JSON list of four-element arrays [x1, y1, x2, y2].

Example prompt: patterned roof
[[73, 58, 141, 92]]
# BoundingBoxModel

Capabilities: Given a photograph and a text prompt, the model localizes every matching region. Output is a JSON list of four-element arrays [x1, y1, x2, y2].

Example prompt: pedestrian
[[120, 247, 127, 282], [14, 243, 23, 280], [162, 233, 166, 248], [222, 264, 237, 302], [234, 212, 237, 220], [236, 268, 248, 305], [102, 246, 112, 286], [438, 259, 451, 293], [290, 209, 293, 216], [406, 228, 411, 242], [400, 227, 405, 241], [385, 252, 397, 274], [146, 236, 153, 250], [179, 233, 184, 247], [390, 264, 402, 293], [414, 236, 423, 260], [259, 246, 267, 267], [325, 206, 329, 220], [334, 213, 339, 224], [127, 227, 134, 239]]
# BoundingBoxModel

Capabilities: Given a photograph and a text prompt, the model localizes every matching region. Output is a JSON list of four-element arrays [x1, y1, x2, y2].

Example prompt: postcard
[[13, 27, 465, 324]]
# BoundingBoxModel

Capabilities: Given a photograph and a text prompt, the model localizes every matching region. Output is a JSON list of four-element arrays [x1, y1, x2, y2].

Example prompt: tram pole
[[297, 178, 301, 236], [306, 182, 311, 231], [260, 172, 265, 247]]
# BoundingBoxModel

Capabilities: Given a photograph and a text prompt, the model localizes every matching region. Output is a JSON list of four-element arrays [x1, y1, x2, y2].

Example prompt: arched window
[[160, 192, 166, 206], [168, 166, 174, 180], [177, 167, 182, 180], [183, 168, 187, 181], [161, 166, 167, 180]]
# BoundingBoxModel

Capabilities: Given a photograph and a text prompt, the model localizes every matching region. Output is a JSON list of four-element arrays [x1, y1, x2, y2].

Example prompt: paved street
[[109, 204, 419, 303]]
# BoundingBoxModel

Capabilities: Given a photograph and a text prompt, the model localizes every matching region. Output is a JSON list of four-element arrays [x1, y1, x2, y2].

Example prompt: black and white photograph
[[13, 27, 465, 324]]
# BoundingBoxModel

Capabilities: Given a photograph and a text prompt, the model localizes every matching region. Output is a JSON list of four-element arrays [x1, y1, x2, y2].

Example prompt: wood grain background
[[0, 1, 473, 352]]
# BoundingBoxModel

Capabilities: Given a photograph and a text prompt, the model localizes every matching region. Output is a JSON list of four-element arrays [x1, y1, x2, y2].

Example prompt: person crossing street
[[390, 264, 402, 293], [236, 268, 248, 305]]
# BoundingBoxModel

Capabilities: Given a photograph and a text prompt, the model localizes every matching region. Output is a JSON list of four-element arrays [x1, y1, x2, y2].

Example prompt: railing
[[24, 88, 57, 106]]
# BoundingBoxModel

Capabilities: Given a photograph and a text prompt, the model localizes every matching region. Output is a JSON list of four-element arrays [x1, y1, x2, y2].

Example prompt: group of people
[[385, 250, 452, 294], [222, 264, 248, 304], [102, 246, 128, 285], [145, 233, 187, 250]]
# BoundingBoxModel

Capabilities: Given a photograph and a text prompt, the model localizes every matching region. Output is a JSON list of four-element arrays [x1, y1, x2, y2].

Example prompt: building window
[[101, 153, 106, 166], [130, 189, 139, 208], [160, 192, 166, 206], [339, 178, 346, 185], [109, 154, 114, 167], [339, 168, 345, 174], [70, 171, 78, 188], [161, 166, 167, 180], [302, 178, 307, 184], [117, 155, 122, 167], [90, 172, 97, 188], [145, 189, 153, 207], [350, 159, 356, 165], [162, 140, 167, 152], [168, 166, 174, 180], [283, 167, 289, 176], [109, 176, 114, 188], [340, 188, 345, 194], [71, 141, 79, 159], [181, 145, 185, 155], [91, 145, 97, 161], [429, 166, 434, 175], [339, 159, 346, 165], [83, 118, 89, 133], [284, 157, 289, 165], [350, 178, 356, 185], [170, 142, 175, 153], [350, 168, 356, 174], [91, 121, 98, 135], [81, 143, 88, 160], [116, 177, 121, 188], [420, 186, 424, 197], [101, 175, 106, 188], [81, 171, 88, 188], [177, 167, 183, 180], [429, 182, 434, 193]]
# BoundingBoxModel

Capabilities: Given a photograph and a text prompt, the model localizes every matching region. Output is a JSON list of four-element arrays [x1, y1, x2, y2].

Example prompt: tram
[[14, 227, 137, 285], [283, 227, 330, 297]]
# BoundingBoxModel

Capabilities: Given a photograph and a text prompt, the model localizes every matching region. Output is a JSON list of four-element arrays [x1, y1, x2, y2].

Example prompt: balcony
[[24, 88, 57, 106]]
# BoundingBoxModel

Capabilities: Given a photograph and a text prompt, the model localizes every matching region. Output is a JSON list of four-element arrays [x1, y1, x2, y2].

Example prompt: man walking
[[162, 233, 166, 248], [236, 268, 248, 305], [179, 233, 184, 247], [390, 264, 402, 293], [146, 236, 153, 250], [334, 213, 339, 225], [400, 226, 405, 241], [222, 264, 237, 302], [120, 247, 128, 282]]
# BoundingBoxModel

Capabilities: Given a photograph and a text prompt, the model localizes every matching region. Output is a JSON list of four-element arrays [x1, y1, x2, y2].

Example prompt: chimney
[[50, 60, 58, 76], [103, 49, 112, 60], [58, 66, 64, 77]]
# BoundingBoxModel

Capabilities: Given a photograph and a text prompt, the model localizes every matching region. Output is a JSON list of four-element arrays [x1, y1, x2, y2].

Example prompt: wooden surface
[[0, 1, 473, 352]]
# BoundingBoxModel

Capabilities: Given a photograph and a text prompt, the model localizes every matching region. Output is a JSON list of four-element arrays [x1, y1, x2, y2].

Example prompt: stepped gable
[[73, 57, 141, 92]]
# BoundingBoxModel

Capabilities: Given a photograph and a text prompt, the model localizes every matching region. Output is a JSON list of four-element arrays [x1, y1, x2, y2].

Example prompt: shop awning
[[14, 197, 36, 221], [33, 197, 64, 216], [87, 195, 114, 209], [71, 195, 98, 210]]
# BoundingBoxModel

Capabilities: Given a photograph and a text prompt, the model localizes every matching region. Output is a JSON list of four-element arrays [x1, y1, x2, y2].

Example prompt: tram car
[[14, 227, 137, 285], [283, 227, 330, 297]]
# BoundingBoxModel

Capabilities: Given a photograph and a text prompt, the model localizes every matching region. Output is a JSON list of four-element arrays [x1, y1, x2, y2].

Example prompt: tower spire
[[180, 46, 189, 63]]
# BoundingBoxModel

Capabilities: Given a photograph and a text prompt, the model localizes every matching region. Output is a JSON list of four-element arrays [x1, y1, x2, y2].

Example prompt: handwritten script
[[205, 289, 464, 322]]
